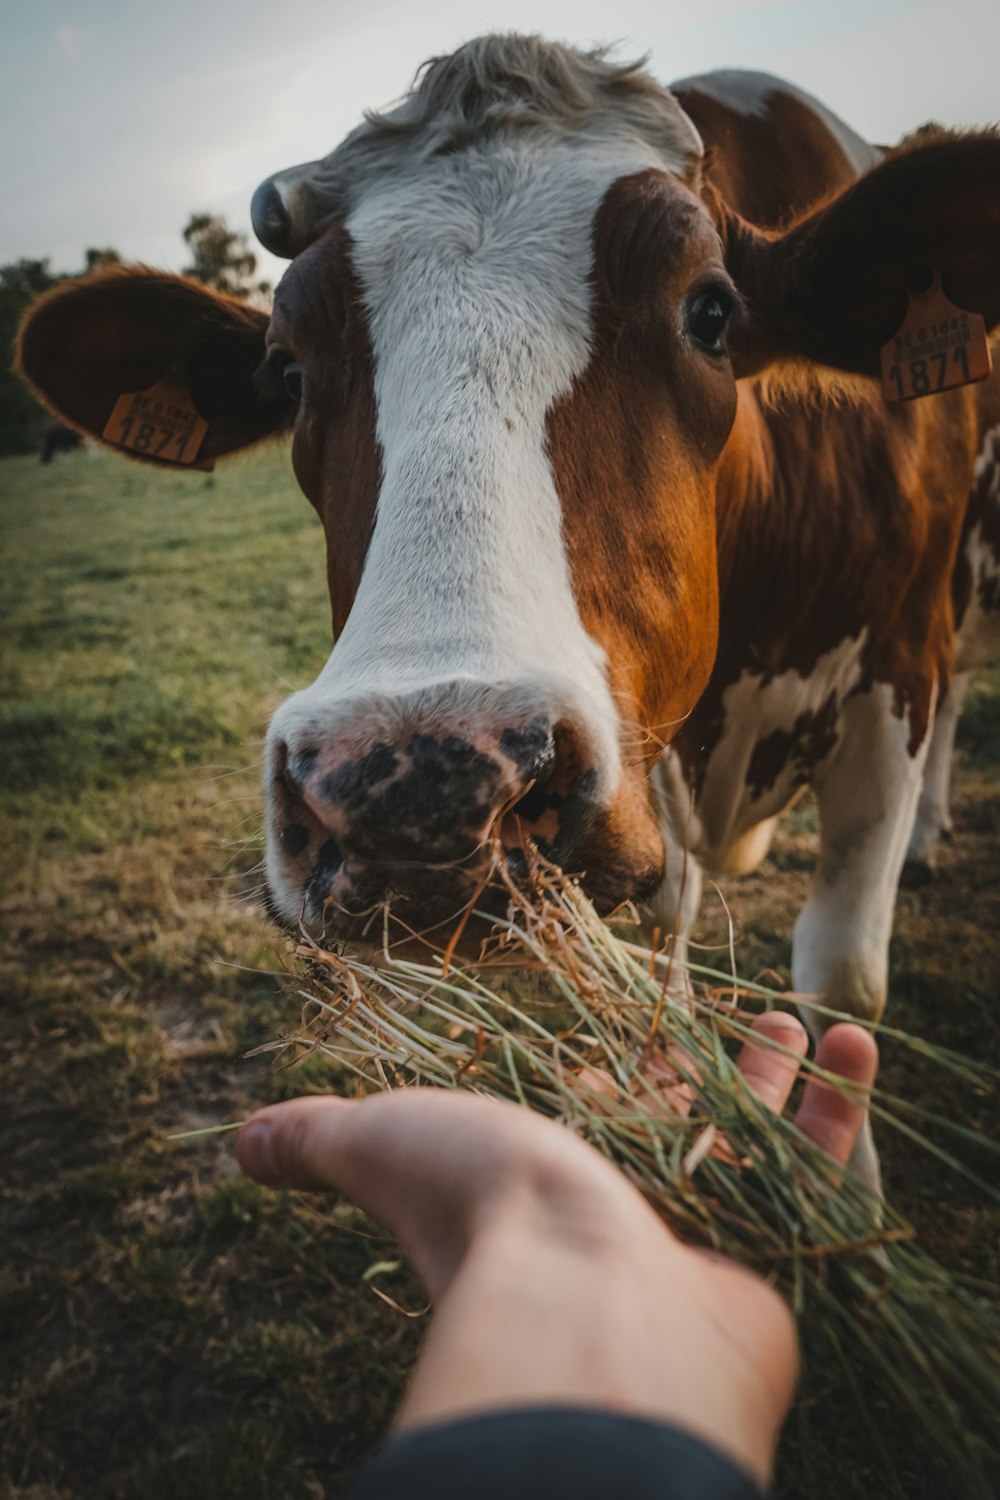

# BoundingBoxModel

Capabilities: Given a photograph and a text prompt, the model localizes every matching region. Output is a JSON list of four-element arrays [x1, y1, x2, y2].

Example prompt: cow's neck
[[711, 383, 925, 678], [699, 376, 982, 761]]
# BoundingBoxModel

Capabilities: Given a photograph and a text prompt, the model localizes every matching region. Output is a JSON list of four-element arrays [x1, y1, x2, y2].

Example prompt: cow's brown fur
[[267, 230, 381, 638]]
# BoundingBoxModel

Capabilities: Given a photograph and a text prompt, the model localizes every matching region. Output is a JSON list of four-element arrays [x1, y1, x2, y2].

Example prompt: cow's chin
[[264, 784, 667, 964]]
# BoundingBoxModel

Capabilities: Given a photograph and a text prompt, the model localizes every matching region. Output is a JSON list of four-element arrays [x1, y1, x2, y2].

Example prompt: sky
[[1, 0, 998, 284]]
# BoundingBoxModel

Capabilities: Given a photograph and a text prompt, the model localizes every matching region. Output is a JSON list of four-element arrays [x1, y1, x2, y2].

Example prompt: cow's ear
[[722, 131, 1000, 379], [15, 268, 291, 467]]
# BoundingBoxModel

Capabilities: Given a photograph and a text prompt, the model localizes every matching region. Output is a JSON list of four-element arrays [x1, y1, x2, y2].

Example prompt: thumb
[[234, 1090, 514, 1297], [237, 1094, 366, 1192]]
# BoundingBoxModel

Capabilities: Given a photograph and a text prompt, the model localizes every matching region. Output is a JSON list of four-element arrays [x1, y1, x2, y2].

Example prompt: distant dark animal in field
[[39, 422, 82, 463], [15, 36, 1000, 1192]]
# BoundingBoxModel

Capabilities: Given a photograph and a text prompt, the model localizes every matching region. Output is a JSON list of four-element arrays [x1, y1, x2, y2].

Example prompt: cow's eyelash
[[254, 355, 286, 403], [255, 351, 298, 405]]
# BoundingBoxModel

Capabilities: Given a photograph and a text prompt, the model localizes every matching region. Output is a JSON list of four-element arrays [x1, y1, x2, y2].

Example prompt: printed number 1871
[[102, 383, 209, 464], [886, 343, 972, 401], [114, 413, 197, 461]]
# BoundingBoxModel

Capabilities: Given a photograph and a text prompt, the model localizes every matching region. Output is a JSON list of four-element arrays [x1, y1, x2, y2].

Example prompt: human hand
[[236, 1014, 876, 1485]]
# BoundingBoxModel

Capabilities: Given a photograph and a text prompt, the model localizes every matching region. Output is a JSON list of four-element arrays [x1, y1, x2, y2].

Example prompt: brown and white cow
[[17, 37, 1000, 1189]]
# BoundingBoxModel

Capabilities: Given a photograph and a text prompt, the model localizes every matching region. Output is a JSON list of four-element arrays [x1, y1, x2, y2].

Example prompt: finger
[[575, 1064, 618, 1100], [236, 1090, 476, 1268], [735, 1011, 809, 1116], [638, 1046, 700, 1117], [578, 1049, 698, 1118], [237, 1094, 358, 1190], [793, 1023, 879, 1167], [235, 1088, 534, 1239]]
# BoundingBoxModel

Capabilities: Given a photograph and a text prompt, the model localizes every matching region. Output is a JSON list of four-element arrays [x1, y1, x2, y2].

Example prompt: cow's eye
[[280, 359, 303, 403], [686, 287, 735, 353]]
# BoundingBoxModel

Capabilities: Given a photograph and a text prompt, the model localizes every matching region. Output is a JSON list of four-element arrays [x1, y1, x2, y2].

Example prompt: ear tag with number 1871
[[880, 271, 992, 403], [102, 379, 211, 466]]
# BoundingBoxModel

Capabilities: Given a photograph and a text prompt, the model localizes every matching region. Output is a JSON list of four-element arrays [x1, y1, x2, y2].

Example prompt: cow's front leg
[[647, 751, 704, 988], [792, 687, 931, 1197], [905, 672, 967, 877]]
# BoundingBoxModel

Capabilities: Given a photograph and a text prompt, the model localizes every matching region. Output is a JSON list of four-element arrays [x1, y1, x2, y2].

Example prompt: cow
[[16, 36, 1000, 1192]]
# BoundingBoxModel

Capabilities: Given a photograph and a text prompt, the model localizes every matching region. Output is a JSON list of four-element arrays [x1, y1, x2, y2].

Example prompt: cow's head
[[17, 37, 1000, 948]]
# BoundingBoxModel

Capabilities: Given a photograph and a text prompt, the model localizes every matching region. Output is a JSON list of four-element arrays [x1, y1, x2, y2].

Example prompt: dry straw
[[255, 853, 999, 1495]]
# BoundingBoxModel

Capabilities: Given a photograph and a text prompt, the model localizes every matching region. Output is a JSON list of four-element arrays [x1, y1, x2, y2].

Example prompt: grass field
[[2, 444, 998, 1499]]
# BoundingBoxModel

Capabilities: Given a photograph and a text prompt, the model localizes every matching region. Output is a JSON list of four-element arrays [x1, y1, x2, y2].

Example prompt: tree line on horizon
[[1, 215, 270, 457]]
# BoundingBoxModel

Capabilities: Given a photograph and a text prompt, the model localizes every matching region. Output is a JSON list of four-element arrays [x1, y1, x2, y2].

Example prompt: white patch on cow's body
[[670, 68, 881, 179], [648, 631, 869, 962], [265, 118, 696, 919], [672, 630, 871, 869]]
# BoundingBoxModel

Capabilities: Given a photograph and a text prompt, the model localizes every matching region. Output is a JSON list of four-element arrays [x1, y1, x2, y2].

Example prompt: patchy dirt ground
[[1, 447, 997, 1498]]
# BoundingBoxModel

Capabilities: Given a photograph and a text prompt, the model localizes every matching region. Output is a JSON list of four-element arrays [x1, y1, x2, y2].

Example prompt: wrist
[[397, 1219, 783, 1485]]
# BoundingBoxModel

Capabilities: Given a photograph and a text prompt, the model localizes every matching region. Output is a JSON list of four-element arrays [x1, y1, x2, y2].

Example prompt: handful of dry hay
[[262, 858, 999, 1496]]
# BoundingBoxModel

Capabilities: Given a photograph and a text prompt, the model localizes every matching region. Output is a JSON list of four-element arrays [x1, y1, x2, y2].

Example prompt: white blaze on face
[[284, 126, 685, 788]]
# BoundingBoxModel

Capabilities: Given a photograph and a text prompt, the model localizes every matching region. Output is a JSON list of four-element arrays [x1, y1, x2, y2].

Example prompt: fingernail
[[239, 1120, 277, 1182]]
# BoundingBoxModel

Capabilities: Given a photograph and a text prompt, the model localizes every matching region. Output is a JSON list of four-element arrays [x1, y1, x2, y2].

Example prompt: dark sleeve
[[345, 1406, 767, 1500]]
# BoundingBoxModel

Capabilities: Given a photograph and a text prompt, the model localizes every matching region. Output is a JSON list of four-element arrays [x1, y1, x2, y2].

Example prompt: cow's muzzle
[[266, 707, 605, 940]]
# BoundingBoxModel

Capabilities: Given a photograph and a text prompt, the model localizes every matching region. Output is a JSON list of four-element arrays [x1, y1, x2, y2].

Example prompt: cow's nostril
[[502, 770, 564, 854], [285, 746, 319, 795], [500, 718, 555, 781], [500, 717, 597, 859], [304, 837, 344, 917], [279, 823, 310, 857], [510, 779, 558, 824]]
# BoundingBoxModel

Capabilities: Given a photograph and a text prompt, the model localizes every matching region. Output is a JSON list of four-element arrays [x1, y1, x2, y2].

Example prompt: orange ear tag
[[102, 380, 211, 466], [881, 271, 992, 402]]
